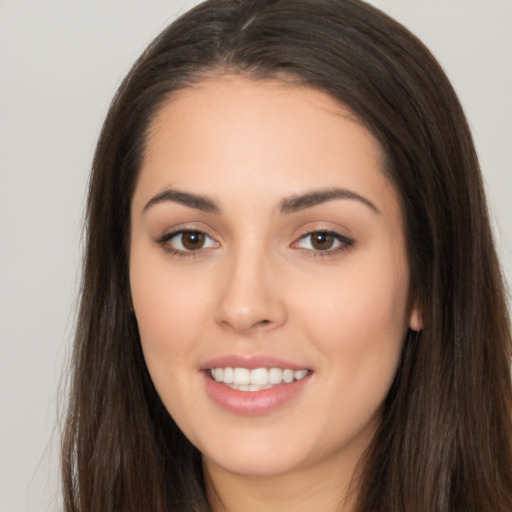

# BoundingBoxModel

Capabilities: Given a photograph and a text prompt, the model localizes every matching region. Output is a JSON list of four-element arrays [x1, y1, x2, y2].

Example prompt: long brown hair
[[62, 0, 512, 510]]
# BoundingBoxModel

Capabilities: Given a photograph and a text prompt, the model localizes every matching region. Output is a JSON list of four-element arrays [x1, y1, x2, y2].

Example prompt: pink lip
[[199, 354, 313, 416], [199, 354, 310, 371], [202, 373, 312, 416]]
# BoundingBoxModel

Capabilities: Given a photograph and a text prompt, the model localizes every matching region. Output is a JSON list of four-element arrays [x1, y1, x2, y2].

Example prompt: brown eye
[[160, 230, 218, 253], [294, 230, 354, 254], [181, 231, 205, 250], [310, 232, 335, 250]]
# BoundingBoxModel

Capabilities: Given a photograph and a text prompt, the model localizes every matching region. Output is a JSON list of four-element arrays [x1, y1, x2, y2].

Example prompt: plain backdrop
[[1, 1, 511, 510]]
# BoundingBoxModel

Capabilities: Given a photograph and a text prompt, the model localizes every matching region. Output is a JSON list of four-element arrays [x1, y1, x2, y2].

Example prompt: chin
[[200, 434, 310, 477]]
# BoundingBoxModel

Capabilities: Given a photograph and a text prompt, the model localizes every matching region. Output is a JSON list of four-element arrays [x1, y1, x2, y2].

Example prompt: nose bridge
[[214, 237, 286, 334]]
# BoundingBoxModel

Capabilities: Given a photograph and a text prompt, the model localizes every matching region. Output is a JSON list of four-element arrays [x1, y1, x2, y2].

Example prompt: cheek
[[129, 256, 215, 432], [294, 251, 409, 394], [129, 253, 210, 370], [299, 255, 409, 339]]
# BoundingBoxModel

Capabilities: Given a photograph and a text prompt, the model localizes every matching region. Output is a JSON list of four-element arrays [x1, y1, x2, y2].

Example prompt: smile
[[209, 367, 310, 391]]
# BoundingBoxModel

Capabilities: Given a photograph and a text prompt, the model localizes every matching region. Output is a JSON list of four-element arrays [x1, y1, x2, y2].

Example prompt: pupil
[[312, 232, 333, 250], [182, 232, 204, 250]]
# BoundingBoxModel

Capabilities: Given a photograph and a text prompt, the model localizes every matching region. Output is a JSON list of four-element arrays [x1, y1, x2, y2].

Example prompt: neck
[[203, 447, 365, 512]]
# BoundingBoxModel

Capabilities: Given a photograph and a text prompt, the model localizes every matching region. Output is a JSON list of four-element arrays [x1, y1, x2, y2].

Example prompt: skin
[[130, 75, 420, 512]]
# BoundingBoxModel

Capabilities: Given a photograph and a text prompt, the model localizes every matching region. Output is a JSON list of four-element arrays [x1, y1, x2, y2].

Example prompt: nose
[[213, 247, 287, 335]]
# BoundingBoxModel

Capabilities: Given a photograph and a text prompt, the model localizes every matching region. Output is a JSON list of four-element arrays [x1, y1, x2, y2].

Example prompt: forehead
[[135, 75, 398, 218]]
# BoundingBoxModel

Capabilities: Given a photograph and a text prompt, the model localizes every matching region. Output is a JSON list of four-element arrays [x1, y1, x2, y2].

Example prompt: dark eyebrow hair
[[143, 189, 220, 214], [279, 187, 380, 214], [142, 186, 379, 216]]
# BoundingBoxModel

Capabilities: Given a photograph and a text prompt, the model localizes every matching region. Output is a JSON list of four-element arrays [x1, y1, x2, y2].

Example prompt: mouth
[[209, 367, 310, 391], [201, 355, 313, 414]]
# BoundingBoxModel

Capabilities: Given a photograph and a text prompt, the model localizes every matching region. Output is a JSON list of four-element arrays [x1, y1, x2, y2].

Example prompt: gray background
[[1, 1, 511, 510]]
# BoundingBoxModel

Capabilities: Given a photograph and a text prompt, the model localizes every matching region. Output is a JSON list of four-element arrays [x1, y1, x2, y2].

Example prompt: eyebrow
[[279, 188, 380, 214], [143, 189, 220, 214], [142, 186, 379, 215]]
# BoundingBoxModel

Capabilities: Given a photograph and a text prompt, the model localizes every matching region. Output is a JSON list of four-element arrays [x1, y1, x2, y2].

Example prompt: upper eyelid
[[160, 227, 205, 238], [295, 227, 353, 241], [299, 228, 349, 237], [292, 218, 353, 235], [156, 223, 216, 239], [159, 227, 215, 242], [295, 230, 354, 244]]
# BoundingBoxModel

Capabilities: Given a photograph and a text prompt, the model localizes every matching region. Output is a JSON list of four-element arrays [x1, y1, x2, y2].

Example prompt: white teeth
[[233, 367, 250, 385], [294, 369, 308, 380], [209, 366, 309, 391], [222, 367, 234, 384], [250, 368, 268, 385], [283, 369, 294, 383], [268, 367, 283, 384]]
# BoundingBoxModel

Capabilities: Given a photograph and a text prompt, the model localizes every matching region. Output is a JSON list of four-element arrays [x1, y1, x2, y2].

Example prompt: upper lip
[[199, 354, 311, 371]]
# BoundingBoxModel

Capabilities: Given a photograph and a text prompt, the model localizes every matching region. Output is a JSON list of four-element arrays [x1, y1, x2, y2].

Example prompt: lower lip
[[202, 372, 312, 416]]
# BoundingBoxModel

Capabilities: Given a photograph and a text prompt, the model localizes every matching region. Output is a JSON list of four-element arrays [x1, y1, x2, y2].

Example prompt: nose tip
[[218, 314, 275, 335], [213, 258, 287, 335]]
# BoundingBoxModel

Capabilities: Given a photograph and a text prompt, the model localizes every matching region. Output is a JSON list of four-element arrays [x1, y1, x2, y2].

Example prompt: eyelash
[[157, 229, 218, 257], [293, 230, 355, 257], [156, 229, 355, 258]]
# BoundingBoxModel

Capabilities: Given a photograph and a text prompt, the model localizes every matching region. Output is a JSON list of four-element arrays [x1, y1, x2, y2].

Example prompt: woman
[[61, 0, 512, 510]]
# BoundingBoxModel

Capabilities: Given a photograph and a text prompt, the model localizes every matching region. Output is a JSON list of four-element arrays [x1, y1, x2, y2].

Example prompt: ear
[[408, 302, 423, 331]]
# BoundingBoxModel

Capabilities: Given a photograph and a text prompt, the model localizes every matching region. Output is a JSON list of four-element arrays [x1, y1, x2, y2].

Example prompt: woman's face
[[130, 76, 419, 479]]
